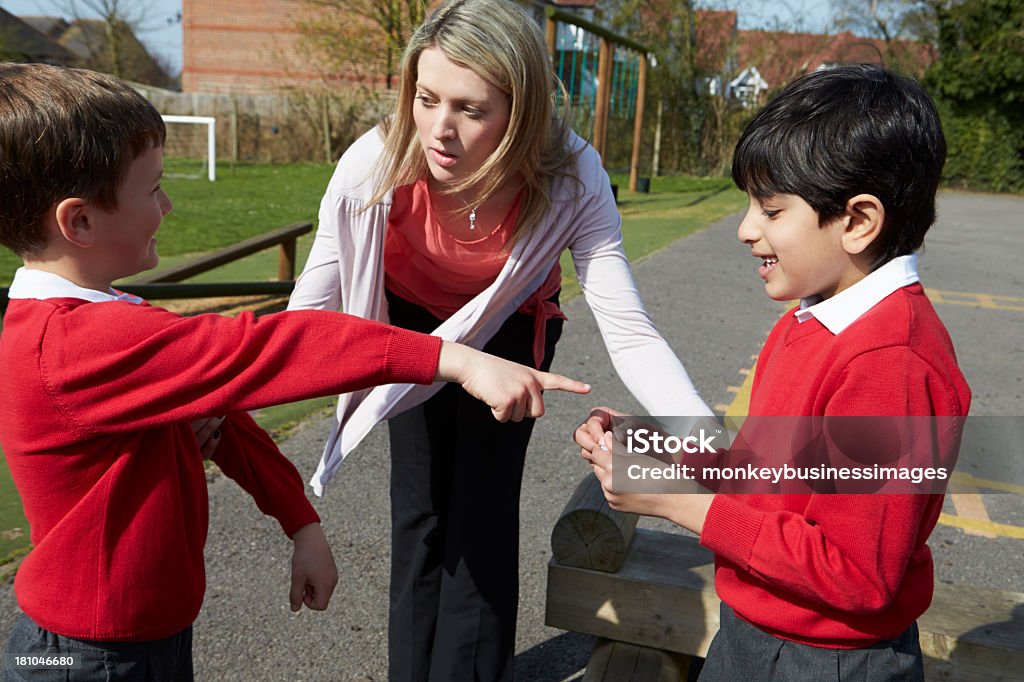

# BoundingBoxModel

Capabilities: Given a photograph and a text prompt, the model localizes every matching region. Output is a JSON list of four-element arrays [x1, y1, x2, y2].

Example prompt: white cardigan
[[289, 127, 711, 495]]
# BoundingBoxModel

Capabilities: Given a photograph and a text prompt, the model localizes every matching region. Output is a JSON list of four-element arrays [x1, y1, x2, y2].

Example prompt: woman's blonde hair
[[371, 0, 578, 242]]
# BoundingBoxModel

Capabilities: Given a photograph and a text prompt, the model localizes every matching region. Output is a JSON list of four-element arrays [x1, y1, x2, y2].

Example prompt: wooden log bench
[[546, 474, 1024, 681]]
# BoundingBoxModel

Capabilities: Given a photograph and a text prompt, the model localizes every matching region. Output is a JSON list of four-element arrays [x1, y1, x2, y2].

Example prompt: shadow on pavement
[[515, 631, 596, 681]]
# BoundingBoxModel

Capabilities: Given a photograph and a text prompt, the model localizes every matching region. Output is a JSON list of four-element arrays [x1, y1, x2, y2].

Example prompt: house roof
[[737, 29, 936, 88], [47, 18, 173, 87], [0, 8, 73, 62], [18, 15, 70, 40]]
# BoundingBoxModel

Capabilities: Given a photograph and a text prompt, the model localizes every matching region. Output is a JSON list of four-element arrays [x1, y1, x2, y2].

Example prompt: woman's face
[[413, 46, 511, 186]]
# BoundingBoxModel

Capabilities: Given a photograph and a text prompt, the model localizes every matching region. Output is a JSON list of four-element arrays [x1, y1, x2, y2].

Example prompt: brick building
[[182, 0, 343, 94], [182, 0, 598, 95]]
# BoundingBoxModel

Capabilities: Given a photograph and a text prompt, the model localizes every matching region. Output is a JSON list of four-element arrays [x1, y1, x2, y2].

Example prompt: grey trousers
[[4, 613, 193, 682], [698, 603, 924, 682]]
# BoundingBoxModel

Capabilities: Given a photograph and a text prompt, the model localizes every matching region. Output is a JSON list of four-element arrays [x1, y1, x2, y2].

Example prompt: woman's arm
[[289, 127, 390, 314], [287, 188, 344, 312], [567, 163, 712, 418]]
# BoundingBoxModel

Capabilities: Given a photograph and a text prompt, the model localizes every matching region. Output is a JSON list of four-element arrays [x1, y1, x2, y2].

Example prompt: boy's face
[[91, 144, 172, 281], [738, 193, 861, 302]]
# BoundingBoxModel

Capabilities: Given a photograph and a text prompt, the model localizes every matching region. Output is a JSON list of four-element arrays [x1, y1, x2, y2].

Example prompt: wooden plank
[[118, 281, 295, 299], [546, 529, 718, 657], [920, 581, 1024, 681], [547, 528, 1024, 680]]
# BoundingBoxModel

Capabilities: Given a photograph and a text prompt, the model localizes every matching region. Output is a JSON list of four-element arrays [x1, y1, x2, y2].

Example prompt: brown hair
[[371, 0, 579, 244], [0, 63, 166, 257]]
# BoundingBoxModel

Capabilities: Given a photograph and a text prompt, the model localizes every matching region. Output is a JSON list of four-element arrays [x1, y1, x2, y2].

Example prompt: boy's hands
[[190, 416, 225, 460], [574, 406, 628, 456], [436, 341, 590, 422], [575, 406, 713, 535], [289, 523, 338, 612]]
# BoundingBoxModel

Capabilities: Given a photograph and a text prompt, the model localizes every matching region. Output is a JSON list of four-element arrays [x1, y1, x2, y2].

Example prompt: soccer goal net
[[162, 115, 216, 181]]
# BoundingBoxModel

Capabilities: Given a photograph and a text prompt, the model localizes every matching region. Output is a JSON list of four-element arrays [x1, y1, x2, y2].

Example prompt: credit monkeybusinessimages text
[[623, 428, 949, 485], [625, 462, 949, 485]]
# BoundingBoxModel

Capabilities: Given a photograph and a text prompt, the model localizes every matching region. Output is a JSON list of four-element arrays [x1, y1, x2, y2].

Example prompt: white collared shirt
[[795, 254, 920, 334], [8, 267, 143, 305]]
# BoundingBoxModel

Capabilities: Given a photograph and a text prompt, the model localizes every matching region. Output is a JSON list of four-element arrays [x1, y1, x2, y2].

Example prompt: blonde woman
[[288, 0, 712, 678]]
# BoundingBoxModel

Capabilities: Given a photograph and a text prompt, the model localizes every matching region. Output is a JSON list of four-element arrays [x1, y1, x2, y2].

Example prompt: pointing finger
[[537, 371, 591, 395]]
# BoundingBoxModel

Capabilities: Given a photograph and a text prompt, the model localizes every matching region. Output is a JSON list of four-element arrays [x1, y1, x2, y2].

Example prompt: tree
[[926, 0, 1024, 110], [833, 0, 931, 42], [44, 0, 160, 80], [296, 0, 427, 89], [831, 0, 937, 74], [601, 0, 754, 175], [925, 0, 1024, 190]]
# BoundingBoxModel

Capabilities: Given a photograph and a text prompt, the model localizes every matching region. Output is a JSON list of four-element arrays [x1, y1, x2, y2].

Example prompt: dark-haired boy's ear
[[53, 198, 96, 249], [841, 194, 884, 256]]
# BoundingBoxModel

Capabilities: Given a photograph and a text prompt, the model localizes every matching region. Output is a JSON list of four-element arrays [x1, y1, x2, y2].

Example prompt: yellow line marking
[[925, 288, 1024, 311], [723, 367, 755, 419], [938, 514, 1024, 541], [949, 490, 996, 538]]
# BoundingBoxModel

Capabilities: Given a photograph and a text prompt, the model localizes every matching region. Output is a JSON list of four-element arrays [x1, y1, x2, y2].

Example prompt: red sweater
[[0, 297, 441, 641], [699, 283, 970, 648]]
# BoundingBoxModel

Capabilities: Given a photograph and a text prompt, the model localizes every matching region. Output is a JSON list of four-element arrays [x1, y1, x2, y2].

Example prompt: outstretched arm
[[437, 341, 590, 422]]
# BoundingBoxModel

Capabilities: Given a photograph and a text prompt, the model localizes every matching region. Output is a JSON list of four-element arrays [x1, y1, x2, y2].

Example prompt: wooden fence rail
[[0, 222, 312, 315]]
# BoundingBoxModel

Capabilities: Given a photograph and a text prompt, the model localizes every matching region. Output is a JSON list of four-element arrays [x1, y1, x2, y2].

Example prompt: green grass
[[0, 164, 746, 569], [0, 159, 336, 287]]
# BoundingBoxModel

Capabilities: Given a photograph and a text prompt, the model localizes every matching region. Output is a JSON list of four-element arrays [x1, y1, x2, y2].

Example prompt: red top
[[0, 298, 441, 641], [384, 179, 564, 368], [700, 283, 971, 648]]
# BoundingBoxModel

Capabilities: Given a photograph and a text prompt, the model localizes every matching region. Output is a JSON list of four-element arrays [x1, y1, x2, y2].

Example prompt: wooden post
[[601, 39, 615, 159], [593, 37, 611, 161], [230, 96, 239, 163], [652, 98, 663, 178], [583, 640, 692, 682], [628, 54, 648, 192], [546, 15, 557, 64], [321, 92, 332, 164], [278, 237, 297, 281]]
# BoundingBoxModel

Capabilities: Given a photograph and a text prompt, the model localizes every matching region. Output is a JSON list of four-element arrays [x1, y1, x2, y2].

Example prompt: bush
[[937, 98, 1024, 193]]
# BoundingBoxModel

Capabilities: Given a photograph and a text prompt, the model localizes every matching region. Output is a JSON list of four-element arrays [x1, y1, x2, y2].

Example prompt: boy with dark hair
[[576, 64, 970, 681], [0, 63, 587, 680]]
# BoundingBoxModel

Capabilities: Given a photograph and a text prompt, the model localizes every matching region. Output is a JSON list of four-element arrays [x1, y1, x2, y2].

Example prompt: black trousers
[[4, 613, 192, 682], [384, 289, 563, 682], [698, 602, 924, 682]]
